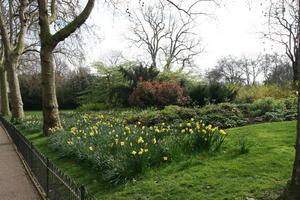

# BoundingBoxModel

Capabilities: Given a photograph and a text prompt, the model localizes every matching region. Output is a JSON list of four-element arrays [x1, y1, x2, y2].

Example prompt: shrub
[[189, 83, 238, 106], [199, 103, 248, 128], [236, 97, 297, 123], [236, 85, 296, 103], [76, 103, 108, 112], [126, 105, 198, 126], [128, 81, 189, 107], [127, 103, 248, 129], [248, 97, 286, 117]]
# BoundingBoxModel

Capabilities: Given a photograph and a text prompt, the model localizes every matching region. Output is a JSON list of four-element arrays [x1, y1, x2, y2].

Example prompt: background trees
[[206, 54, 293, 87]]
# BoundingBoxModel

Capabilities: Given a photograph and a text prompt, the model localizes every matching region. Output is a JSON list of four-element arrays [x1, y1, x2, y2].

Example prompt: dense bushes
[[126, 97, 298, 128], [238, 97, 297, 122], [126, 104, 247, 128], [189, 84, 238, 106], [128, 81, 189, 107], [19, 68, 94, 110], [198, 103, 248, 128], [126, 105, 198, 126]]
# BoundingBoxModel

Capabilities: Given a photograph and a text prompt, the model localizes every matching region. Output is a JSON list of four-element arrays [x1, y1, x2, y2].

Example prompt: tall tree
[[127, 1, 202, 71], [270, 0, 300, 200], [37, 0, 95, 135], [127, 1, 167, 69], [0, 46, 10, 116], [0, 0, 36, 120]]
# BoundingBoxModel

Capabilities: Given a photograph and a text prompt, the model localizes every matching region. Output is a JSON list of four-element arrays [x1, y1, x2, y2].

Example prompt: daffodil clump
[[19, 115, 42, 132], [23, 112, 227, 184]]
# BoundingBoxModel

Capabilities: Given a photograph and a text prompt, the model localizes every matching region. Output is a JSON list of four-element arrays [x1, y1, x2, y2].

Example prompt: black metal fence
[[0, 116, 95, 200]]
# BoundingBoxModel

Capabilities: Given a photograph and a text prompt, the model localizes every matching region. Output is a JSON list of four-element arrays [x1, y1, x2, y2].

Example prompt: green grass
[[18, 119, 296, 200], [24, 110, 73, 117]]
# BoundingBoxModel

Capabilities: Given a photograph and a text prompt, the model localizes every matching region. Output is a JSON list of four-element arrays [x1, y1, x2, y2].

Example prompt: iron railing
[[0, 116, 95, 200]]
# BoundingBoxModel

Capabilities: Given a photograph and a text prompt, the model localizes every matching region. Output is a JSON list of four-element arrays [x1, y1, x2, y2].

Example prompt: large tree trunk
[[37, 0, 95, 136], [41, 45, 61, 136], [6, 57, 24, 120], [0, 69, 11, 116], [290, 93, 300, 196], [279, 85, 300, 200]]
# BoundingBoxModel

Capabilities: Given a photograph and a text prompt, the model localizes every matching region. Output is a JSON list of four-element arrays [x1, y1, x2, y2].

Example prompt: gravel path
[[0, 124, 41, 200]]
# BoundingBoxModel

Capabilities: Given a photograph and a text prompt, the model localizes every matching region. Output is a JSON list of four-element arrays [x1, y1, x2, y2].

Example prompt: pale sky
[[83, 0, 284, 72]]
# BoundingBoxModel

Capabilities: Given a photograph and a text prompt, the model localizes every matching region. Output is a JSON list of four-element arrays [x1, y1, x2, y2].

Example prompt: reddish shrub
[[129, 81, 190, 107]]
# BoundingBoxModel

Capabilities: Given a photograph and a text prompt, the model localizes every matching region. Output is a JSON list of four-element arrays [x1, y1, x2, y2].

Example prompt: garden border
[[0, 116, 95, 200]]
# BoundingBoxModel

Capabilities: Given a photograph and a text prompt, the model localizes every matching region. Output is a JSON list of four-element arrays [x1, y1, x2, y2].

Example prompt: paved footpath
[[0, 124, 41, 200]]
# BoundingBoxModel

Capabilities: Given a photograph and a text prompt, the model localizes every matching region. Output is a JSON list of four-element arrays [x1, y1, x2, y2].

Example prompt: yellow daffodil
[[89, 146, 94, 151], [132, 151, 137, 155], [163, 156, 168, 161], [153, 137, 157, 144], [137, 137, 144, 144]]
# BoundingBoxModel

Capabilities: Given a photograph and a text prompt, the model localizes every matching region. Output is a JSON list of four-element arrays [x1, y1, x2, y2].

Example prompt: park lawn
[[18, 117, 296, 200]]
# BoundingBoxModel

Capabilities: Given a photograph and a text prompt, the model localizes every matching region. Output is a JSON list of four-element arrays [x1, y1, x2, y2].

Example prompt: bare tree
[[238, 56, 263, 86], [164, 0, 218, 16], [163, 11, 202, 71], [102, 50, 125, 66], [206, 56, 244, 84], [127, 1, 202, 71], [267, 0, 299, 82], [37, 0, 95, 135], [127, 1, 167, 69]]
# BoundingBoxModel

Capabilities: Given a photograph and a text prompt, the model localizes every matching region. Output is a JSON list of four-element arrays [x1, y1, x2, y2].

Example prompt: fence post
[[30, 142, 34, 168], [46, 158, 49, 198], [80, 186, 85, 200]]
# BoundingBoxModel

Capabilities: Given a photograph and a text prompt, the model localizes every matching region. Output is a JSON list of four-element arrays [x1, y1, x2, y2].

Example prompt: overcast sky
[[83, 0, 284, 72]]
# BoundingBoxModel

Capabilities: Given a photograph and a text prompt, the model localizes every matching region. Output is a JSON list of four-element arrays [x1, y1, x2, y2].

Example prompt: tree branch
[[50, 0, 95, 47]]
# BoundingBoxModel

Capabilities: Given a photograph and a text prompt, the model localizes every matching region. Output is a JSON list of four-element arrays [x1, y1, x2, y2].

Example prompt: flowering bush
[[128, 81, 189, 107], [21, 112, 227, 185]]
